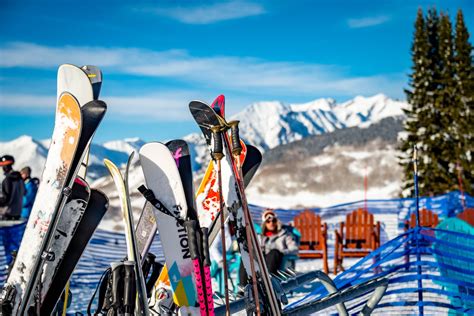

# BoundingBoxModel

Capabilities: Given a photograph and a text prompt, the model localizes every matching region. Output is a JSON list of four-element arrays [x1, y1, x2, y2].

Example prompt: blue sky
[[0, 0, 472, 142]]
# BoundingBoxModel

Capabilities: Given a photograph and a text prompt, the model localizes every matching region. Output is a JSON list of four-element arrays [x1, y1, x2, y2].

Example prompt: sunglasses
[[265, 217, 277, 223]]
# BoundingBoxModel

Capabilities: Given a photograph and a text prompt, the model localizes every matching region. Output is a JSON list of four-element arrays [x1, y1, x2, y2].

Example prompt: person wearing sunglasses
[[259, 209, 299, 274]]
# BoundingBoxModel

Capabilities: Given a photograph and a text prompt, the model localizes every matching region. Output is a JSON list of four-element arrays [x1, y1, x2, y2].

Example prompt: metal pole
[[413, 145, 423, 315]]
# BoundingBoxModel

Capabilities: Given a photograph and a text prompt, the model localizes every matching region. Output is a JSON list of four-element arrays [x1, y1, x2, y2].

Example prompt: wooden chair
[[293, 210, 328, 274], [457, 208, 474, 227], [404, 208, 439, 230], [334, 209, 381, 274]]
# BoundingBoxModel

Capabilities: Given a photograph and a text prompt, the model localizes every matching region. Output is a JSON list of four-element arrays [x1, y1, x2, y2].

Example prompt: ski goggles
[[265, 215, 277, 223]]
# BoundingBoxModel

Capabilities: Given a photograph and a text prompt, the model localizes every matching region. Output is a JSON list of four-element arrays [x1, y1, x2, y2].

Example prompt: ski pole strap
[[138, 185, 184, 226], [142, 252, 156, 281], [211, 126, 224, 161], [86, 267, 111, 315], [123, 261, 136, 314], [228, 120, 242, 156], [146, 261, 164, 297]]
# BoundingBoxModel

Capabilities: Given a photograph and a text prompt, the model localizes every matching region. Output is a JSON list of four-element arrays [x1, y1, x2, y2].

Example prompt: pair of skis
[[189, 96, 281, 315], [1, 64, 109, 315]]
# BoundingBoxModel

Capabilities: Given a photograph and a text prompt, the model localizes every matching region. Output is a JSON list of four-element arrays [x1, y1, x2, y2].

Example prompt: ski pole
[[211, 125, 230, 315], [184, 220, 208, 316], [111, 261, 125, 316], [227, 120, 261, 316], [123, 261, 137, 316], [201, 227, 215, 316], [412, 146, 423, 316]]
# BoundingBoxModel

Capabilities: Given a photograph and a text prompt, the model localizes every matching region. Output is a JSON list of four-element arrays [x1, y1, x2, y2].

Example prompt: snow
[[246, 183, 401, 209], [232, 94, 407, 152]]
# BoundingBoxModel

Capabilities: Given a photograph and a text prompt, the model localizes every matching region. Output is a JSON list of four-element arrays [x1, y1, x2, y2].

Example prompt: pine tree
[[454, 10, 474, 195], [432, 11, 457, 193], [399, 8, 432, 196], [400, 8, 473, 197]]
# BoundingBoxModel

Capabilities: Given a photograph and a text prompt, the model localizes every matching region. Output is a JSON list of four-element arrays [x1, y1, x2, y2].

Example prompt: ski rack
[[214, 271, 388, 316]]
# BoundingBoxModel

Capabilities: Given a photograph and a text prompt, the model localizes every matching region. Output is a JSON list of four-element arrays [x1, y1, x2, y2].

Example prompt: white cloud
[[0, 93, 55, 109], [347, 15, 390, 28], [0, 90, 255, 121], [0, 42, 405, 99], [149, 1, 265, 24]]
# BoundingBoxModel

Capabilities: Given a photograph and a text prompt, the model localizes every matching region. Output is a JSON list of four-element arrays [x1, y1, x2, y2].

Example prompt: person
[[239, 209, 299, 286], [0, 155, 24, 220], [20, 166, 39, 219], [258, 209, 299, 274]]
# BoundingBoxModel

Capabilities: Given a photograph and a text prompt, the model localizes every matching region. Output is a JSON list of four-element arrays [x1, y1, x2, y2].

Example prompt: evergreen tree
[[454, 10, 474, 195], [432, 12, 457, 193], [399, 8, 432, 196]]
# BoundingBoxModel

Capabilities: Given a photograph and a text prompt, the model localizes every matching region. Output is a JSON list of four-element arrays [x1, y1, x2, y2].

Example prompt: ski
[[189, 100, 281, 315], [39, 65, 106, 313], [40, 188, 109, 314], [38, 177, 90, 307], [139, 142, 197, 308], [104, 156, 150, 315], [166, 140, 215, 315], [2, 92, 83, 314]]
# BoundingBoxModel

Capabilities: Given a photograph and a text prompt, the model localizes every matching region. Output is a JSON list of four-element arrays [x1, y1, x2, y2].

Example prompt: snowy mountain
[[0, 137, 145, 181], [232, 93, 407, 150], [0, 94, 407, 179]]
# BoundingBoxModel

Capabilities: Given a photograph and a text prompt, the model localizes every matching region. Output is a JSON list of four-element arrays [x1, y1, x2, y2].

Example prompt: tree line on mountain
[[400, 8, 473, 197]]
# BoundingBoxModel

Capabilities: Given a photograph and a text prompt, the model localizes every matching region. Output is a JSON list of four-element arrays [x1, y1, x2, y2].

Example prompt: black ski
[[40, 189, 109, 314]]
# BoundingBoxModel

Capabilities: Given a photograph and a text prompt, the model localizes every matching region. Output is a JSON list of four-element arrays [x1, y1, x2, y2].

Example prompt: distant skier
[[20, 166, 39, 219], [0, 155, 25, 220]]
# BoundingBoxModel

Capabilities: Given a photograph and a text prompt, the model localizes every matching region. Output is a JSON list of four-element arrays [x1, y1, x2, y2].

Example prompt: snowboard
[[189, 100, 281, 315], [139, 143, 197, 307], [4, 92, 83, 314], [40, 188, 109, 315], [104, 156, 149, 315]]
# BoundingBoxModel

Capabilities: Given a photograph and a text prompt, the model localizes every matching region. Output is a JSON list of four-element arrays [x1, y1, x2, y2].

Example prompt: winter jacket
[[0, 170, 25, 218], [21, 177, 39, 219], [259, 224, 299, 256]]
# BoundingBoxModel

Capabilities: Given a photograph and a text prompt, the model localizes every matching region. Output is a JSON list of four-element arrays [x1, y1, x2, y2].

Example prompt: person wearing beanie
[[239, 209, 299, 286], [0, 155, 25, 220], [259, 210, 298, 274]]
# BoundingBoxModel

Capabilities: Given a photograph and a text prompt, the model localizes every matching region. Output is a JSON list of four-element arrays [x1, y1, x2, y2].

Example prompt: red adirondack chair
[[334, 209, 381, 274], [293, 210, 328, 274], [457, 208, 474, 227]]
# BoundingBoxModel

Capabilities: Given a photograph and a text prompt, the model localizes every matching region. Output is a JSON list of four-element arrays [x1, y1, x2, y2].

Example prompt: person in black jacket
[[0, 155, 25, 220]]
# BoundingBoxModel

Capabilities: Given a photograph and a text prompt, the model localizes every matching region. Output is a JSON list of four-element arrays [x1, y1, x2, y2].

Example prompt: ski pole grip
[[229, 121, 242, 156], [211, 126, 224, 161], [110, 262, 124, 309], [184, 220, 200, 260], [123, 261, 136, 312], [201, 227, 211, 267]]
